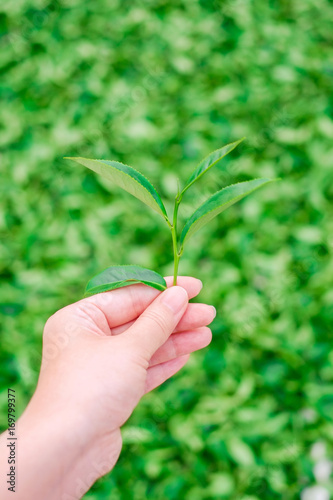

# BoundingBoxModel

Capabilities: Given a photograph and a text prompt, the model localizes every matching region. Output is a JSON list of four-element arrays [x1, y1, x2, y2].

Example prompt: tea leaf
[[181, 138, 245, 196], [180, 178, 273, 248], [84, 265, 167, 296], [65, 157, 168, 220]]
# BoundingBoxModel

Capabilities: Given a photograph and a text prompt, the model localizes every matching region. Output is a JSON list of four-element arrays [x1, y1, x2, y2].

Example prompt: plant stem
[[171, 196, 181, 286], [171, 229, 179, 286]]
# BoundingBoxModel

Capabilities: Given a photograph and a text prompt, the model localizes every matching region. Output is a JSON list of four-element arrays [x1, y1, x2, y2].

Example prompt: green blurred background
[[1, 0, 333, 498]]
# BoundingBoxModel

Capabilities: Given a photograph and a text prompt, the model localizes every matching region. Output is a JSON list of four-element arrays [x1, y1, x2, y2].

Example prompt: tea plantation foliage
[[1, 1, 333, 498]]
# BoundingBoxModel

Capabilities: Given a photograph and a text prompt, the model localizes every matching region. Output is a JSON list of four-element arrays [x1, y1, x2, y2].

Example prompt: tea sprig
[[65, 139, 274, 295]]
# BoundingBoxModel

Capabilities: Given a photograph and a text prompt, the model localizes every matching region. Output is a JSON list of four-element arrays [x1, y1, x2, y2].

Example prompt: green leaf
[[180, 178, 274, 248], [226, 437, 256, 466], [84, 265, 167, 297], [181, 138, 245, 196], [65, 157, 168, 220]]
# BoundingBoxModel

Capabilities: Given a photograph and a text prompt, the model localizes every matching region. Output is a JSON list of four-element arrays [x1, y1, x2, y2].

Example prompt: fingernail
[[161, 286, 188, 314], [209, 305, 217, 318]]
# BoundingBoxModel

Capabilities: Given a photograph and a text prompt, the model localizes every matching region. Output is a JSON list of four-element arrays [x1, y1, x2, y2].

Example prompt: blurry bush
[[1, 0, 332, 498]]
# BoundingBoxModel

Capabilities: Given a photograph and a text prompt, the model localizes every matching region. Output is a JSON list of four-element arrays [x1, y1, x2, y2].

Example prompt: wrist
[[3, 392, 121, 500]]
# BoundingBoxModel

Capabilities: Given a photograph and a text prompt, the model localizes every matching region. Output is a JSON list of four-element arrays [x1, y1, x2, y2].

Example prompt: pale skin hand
[[0, 277, 215, 500]]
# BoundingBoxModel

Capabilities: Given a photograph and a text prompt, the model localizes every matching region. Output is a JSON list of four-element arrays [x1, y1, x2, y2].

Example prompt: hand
[[0, 277, 215, 500]]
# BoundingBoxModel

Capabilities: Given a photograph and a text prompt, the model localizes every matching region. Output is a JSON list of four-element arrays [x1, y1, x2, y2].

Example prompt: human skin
[[0, 277, 215, 500]]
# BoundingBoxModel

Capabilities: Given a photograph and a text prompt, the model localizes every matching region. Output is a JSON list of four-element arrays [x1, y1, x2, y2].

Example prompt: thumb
[[123, 286, 188, 359]]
